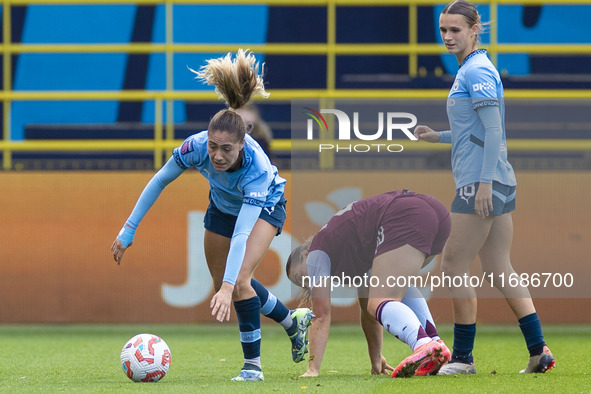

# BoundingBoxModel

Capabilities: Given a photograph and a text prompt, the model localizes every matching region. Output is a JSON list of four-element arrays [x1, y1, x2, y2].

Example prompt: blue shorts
[[204, 196, 287, 238], [451, 181, 516, 215]]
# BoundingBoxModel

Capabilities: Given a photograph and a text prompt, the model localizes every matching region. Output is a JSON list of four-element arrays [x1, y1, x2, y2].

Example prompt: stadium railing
[[1, 0, 591, 170]]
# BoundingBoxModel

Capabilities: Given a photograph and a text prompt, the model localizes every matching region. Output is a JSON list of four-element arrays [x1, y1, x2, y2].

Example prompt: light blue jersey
[[445, 49, 516, 189], [172, 131, 286, 215], [117, 130, 285, 286]]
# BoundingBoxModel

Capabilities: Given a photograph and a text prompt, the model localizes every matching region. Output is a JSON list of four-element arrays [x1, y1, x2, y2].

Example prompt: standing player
[[414, 0, 554, 374], [287, 190, 452, 378], [111, 50, 313, 382]]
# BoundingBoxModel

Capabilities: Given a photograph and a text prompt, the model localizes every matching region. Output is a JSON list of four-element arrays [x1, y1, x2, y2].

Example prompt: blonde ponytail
[[189, 49, 269, 110], [188, 49, 269, 141]]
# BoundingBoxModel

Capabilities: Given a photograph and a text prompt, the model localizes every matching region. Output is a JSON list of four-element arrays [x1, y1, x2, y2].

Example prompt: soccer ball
[[120, 333, 171, 382]]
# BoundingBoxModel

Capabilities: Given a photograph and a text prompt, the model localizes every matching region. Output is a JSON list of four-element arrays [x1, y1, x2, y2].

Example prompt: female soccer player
[[413, 0, 554, 375], [287, 190, 452, 378], [111, 50, 313, 382]]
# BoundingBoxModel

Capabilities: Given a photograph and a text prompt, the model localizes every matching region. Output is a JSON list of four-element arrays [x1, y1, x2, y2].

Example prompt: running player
[[287, 190, 452, 378], [413, 0, 554, 375], [111, 50, 313, 382]]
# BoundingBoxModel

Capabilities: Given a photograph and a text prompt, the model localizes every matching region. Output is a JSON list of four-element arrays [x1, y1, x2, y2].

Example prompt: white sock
[[402, 286, 440, 341], [244, 357, 261, 370], [280, 312, 293, 330], [377, 300, 431, 350]]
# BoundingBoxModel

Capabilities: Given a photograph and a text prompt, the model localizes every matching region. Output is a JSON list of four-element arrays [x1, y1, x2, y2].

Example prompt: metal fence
[[1, 0, 590, 170]]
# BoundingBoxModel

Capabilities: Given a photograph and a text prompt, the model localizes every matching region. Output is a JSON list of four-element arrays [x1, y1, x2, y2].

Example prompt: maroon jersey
[[309, 190, 450, 279]]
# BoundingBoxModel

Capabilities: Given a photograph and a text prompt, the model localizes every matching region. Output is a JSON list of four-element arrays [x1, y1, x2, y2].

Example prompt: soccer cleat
[[289, 308, 314, 363], [231, 369, 265, 382], [392, 340, 449, 378], [428, 340, 452, 375], [437, 361, 476, 375], [437, 339, 452, 360], [520, 345, 555, 373]]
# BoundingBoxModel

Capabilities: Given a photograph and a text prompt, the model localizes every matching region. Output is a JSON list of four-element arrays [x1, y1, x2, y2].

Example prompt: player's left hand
[[210, 282, 234, 322], [371, 355, 394, 375], [475, 182, 494, 218]]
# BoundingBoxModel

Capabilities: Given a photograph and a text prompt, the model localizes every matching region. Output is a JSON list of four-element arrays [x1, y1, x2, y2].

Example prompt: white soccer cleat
[[231, 369, 265, 381], [437, 361, 476, 375], [520, 345, 555, 373]]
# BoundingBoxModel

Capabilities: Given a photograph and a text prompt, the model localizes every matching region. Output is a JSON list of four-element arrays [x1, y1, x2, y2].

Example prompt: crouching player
[[287, 190, 452, 378]]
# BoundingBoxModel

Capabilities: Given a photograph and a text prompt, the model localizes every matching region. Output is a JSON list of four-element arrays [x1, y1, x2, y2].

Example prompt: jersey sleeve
[[476, 105, 503, 184], [305, 250, 331, 289], [439, 130, 452, 144], [172, 134, 206, 170], [117, 157, 185, 246], [221, 169, 271, 285], [222, 203, 262, 285], [464, 64, 500, 109]]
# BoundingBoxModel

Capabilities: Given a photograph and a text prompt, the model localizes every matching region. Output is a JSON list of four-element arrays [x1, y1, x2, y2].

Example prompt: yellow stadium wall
[[0, 171, 589, 324]]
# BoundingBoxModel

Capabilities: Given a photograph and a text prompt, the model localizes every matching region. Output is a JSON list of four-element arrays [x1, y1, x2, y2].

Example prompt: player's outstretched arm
[[210, 204, 262, 322], [358, 297, 394, 375], [302, 293, 330, 377], [111, 157, 185, 265]]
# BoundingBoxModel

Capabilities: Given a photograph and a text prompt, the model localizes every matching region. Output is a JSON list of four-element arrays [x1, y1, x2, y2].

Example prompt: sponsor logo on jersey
[[249, 191, 268, 198], [472, 81, 494, 92]]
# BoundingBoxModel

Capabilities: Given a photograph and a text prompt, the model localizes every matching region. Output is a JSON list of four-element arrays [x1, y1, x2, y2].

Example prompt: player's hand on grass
[[111, 238, 130, 265], [371, 355, 394, 375], [211, 282, 234, 322], [414, 125, 440, 143], [301, 368, 319, 377]]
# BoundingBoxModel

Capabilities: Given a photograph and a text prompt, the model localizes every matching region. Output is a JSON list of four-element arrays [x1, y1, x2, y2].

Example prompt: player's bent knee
[[366, 299, 381, 319], [232, 278, 254, 300]]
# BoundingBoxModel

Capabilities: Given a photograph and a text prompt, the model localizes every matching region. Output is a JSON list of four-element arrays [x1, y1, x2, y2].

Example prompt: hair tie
[[227, 107, 237, 113]]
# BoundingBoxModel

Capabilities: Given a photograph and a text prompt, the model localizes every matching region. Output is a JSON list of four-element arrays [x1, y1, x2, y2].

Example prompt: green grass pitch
[[0, 323, 588, 393]]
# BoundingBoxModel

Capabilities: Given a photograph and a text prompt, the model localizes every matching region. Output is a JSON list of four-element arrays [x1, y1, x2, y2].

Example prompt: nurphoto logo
[[304, 107, 418, 153]]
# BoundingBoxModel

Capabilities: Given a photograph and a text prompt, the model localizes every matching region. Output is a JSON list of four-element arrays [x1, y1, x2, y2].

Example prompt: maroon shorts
[[374, 194, 451, 257]]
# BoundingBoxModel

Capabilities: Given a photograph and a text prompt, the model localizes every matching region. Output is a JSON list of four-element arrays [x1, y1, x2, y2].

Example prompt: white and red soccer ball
[[120, 333, 171, 382]]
